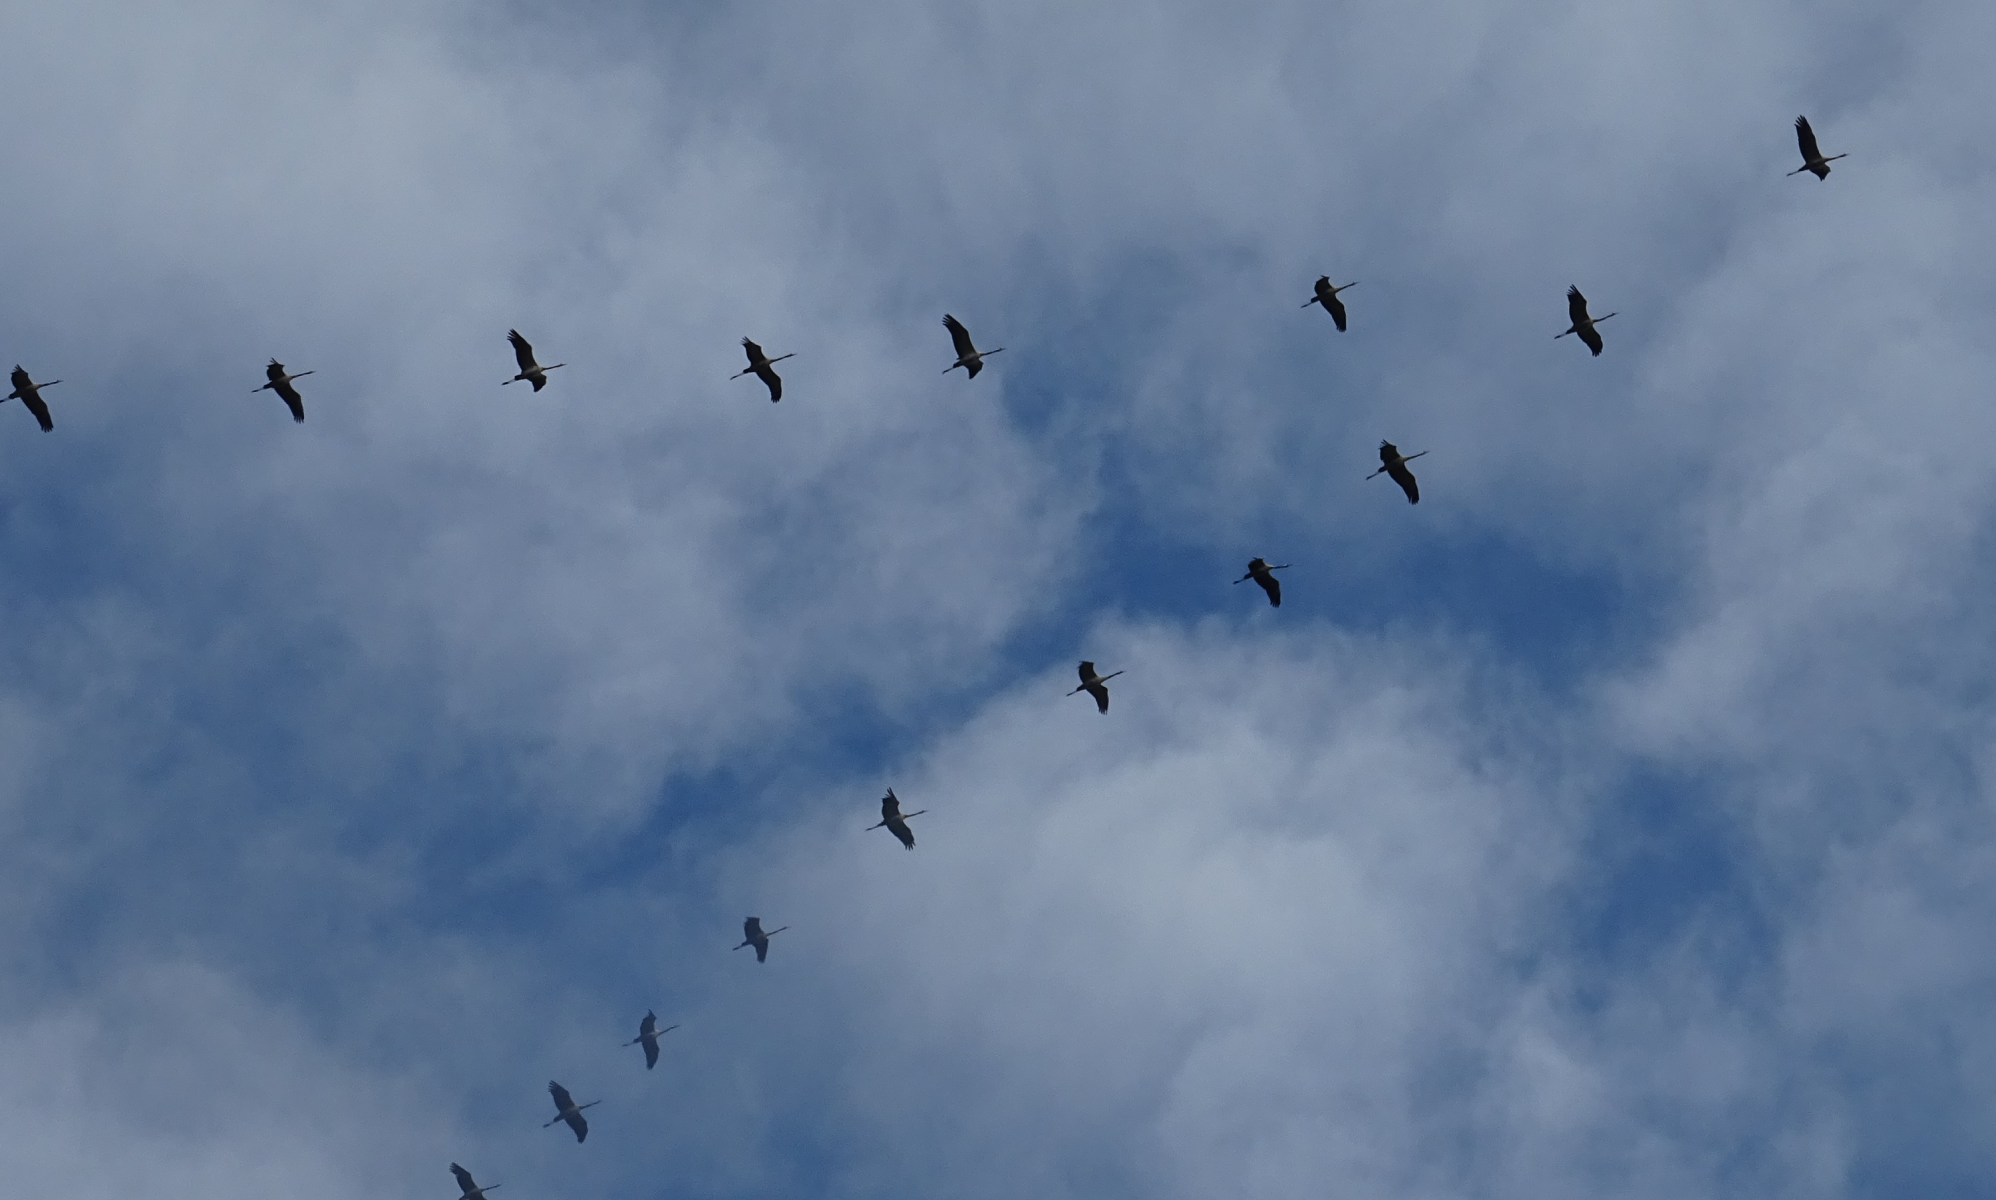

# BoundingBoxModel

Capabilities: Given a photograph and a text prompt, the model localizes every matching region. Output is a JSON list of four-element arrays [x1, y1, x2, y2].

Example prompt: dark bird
[[1789, 116, 1845, 180], [5, 367, 58, 432], [1233, 557, 1291, 607], [942, 314, 1004, 378], [733, 916, 789, 963], [450, 1164, 500, 1200], [867, 788, 927, 850], [731, 338, 793, 402], [253, 359, 311, 423], [1302, 276, 1357, 332], [1068, 660, 1124, 714], [1556, 286, 1615, 356], [543, 1080, 598, 1143], [504, 330, 564, 391], [1367, 441, 1426, 505], [625, 1011, 680, 1070]]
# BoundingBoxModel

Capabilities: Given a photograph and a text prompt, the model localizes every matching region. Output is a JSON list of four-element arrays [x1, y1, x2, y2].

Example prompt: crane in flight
[[1789, 116, 1845, 180], [1069, 661, 1123, 714], [941, 314, 1004, 378], [1556, 286, 1615, 356], [1234, 558, 1291, 607], [868, 788, 926, 849], [254, 360, 311, 423], [1302, 276, 1357, 332], [731, 338, 792, 402], [5, 367, 57, 431], [504, 330, 563, 391], [450, 1164, 500, 1200], [1367, 441, 1425, 504], [543, 1081, 598, 1143], [625, 1011, 680, 1070], [734, 916, 788, 962]]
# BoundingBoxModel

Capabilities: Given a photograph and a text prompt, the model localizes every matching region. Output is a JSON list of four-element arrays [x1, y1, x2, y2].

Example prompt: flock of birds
[[3, 113, 1850, 1199]]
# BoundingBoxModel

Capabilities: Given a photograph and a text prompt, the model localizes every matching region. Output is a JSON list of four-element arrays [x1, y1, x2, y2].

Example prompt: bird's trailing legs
[[1366, 451, 1426, 479]]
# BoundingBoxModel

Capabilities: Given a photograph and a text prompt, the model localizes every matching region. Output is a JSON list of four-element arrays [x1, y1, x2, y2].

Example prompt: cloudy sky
[[0, 1, 1992, 1197]]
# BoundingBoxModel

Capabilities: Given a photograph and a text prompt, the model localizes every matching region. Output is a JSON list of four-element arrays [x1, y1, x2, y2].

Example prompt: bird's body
[[734, 916, 788, 962], [1069, 660, 1123, 714], [5, 367, 57, 432], [1369, 441, 1426, 505], [1789, 116, 1845, 180], [1235, 557, 1290, 607], [1556, 286, 1615, 356], [1303, 276, 1356, 332], [868, 788, 926, 850], [732, 338, 792, 402], [942, 314, 1003, 378], [451, 1164, 499, 1200], [543, 1081, 598, 1143], [504, 330, 563, 391], [254, 359, 311, 423], [626, 1010, 679, 1070]]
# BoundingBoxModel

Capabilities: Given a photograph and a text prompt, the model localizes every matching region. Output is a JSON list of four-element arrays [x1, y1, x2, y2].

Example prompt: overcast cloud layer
[[0, 1, 1992, 1198]]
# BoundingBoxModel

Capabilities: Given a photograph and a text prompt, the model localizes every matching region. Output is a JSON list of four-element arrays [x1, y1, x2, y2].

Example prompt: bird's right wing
[[1077, 661, 1095, 683], [22, 392, 53, 431], [548, 1081, 573, 1109], [508, 331, 537, 372], [451, 1165, 477, 1192], [943, 314, 975, 358], [1795, 116, 1820, 160], [1566, 286, 1588, 324]]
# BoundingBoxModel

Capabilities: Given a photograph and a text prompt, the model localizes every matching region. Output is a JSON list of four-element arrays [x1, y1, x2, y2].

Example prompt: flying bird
[[1302, 276, 1357, 332], [254, 359, 311, 423], [941, 314, 1004, 378], [450, 1164, 500, 1200], [543, 1080, 598, 1143], [625, 1011, 680, 1070], [1234, 557, 1291, 607], [1367, 441, 1426, 504], [1069, 661, 1124, 714], [731, 338, 793, 402], [868, 788, 926, 850], [733, 916, 789, 963], [1789, 116, 1845, 180], [504, 330, 564, 391], [1556, 286, 1615, 356], [5, 367, 57, 432]]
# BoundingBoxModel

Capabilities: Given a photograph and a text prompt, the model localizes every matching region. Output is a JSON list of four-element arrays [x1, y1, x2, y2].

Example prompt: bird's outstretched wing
[[1566, 286, 1589, 326], [1327, 295, 1347, 332], [1077, 661, 1095, 685], [1795, 116, 1821, 162], [1086, 682, 1110, 713], [451, 1165, 478, 1194], [1390, 464, 1420, 505], [943, 314, 976, 360], [9, 367, 29, 393], [548, 1081, 574, 1110], [1578, 325, 1604, 356], [20, 390, 52, 431], [265, 359, 286, 384], [741, 338, 763, 365], [508, 330, 537, 373]]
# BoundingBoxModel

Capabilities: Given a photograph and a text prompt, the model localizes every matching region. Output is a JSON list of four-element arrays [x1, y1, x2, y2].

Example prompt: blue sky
[[0, 1, 1993, 1197]]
